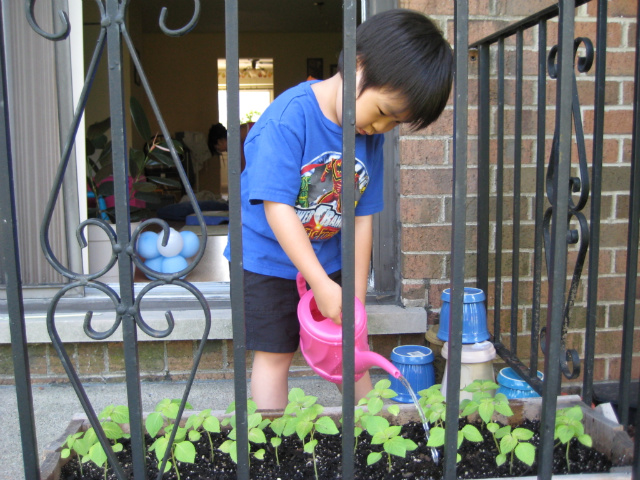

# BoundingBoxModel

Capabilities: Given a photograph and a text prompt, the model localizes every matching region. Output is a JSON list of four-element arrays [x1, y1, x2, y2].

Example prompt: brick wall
[[401, 0, 639, 385], [0, 333, 428, 384]]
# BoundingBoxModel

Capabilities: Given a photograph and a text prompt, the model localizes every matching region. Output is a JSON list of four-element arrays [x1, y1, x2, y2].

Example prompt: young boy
[[224, 9, 453, 410]]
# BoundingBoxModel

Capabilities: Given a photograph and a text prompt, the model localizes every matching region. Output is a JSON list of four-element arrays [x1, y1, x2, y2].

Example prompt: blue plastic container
[[496, 367, 543, 399], [389, 345, 435, 403], [437, 287, 489, 344]]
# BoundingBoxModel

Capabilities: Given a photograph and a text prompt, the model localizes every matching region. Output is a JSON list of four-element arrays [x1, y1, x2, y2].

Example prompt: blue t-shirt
[[224, 81, 385, 279]]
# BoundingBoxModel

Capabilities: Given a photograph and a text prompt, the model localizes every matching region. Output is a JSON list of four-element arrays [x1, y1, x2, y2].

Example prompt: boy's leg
[[251, 350, 295, 410], [337, 370, 373, 403]]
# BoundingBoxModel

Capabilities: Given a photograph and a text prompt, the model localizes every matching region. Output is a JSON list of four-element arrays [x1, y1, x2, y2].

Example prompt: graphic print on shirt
[[295, 151, 369, 240]]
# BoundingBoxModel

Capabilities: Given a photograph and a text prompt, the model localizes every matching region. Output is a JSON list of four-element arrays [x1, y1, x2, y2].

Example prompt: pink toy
[[297, 273, 402, 384]]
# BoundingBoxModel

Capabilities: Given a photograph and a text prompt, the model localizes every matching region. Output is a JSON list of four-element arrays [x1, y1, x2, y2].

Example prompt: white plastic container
[[441, 341, 496, 401]]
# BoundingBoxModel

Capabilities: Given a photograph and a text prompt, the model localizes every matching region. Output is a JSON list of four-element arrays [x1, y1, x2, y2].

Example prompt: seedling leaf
[[515, 442, 536, 466], [367, 451, 383, 465]]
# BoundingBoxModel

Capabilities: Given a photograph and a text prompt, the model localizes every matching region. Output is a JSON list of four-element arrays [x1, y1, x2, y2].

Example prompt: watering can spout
[[355, 349, 402, 379]]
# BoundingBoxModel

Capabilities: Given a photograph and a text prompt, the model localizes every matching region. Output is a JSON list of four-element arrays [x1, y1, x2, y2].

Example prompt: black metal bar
[[476, 44, 490, 296], [582, 0, 607, 406], [0, 7, 40, 478], [620, 0, 640, 429], [444, 1, 468, 479], [225, 0, 249, 476], [341, 1, 357, 478], [493, 39, 505, 345], [104, 1, 146, 476], [469, 0, 590, 48], [538, 1, 574, 477], [510, 30, 523, 355], [530, 19, 547, 378]]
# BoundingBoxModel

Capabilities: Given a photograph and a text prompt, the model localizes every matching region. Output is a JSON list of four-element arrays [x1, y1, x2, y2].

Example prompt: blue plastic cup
[[496, 367, 543, 399], [389, 345, 435, 403], [437, 287, 489, 344]]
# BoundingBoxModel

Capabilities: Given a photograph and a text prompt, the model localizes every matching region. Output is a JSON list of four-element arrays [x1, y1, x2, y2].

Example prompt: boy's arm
[[264, 200, 343, 323], [354, 215, 373, 306]]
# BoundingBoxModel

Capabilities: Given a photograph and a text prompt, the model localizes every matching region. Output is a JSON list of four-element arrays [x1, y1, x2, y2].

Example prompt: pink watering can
[[296, 273, 402, 384]]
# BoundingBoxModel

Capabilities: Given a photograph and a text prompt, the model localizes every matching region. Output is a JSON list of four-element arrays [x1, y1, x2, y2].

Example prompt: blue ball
[[143, 256, 163, 280], [180, 231, 200, 258], [137, 231, 160, 259], [161, 255, 189, 274]]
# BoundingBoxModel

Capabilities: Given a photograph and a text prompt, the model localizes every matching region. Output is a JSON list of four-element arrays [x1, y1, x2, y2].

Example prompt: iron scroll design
[[539, 37, 594, 380], [27, 1, 209, 478]]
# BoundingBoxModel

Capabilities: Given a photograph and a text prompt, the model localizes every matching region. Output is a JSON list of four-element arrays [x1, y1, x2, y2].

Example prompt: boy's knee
[[253, 350, 295, 368]]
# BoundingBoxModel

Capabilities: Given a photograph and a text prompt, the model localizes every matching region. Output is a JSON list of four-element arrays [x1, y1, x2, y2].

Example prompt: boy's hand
[[311, 277, 343, 325]]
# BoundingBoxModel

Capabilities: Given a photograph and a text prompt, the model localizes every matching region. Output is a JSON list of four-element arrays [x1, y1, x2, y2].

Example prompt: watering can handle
[[296, 272, 308, 298]]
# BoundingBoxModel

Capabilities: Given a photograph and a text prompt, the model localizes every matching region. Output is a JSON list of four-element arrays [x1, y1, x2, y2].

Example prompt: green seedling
[[365, 415, 418, 472], [62, 404, 130, 479], [284, 389, 339, 480], [495, 425, 536, 474], [219, 399, 270, 465], [185, 409, 221, 462], [554, 405, 592, 472], [146, 399, 196, 480], [460, 381, 513, 428], [353, 379, 400, 451], [61, 431, 91, 477], [418, 384, 447, 427], [427, 423, 483, 463], [268, 416, 287, 466]]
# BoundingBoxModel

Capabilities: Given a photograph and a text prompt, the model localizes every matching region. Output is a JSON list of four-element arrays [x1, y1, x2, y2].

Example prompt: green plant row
[[61, 379, 592, 479]]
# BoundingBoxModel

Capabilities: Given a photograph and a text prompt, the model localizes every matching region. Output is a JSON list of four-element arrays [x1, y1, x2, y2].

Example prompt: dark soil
[[60, 418, 612, 479]]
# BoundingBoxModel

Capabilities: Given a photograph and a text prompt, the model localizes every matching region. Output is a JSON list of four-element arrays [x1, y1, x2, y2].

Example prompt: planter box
[[40, 395, 633, 480]]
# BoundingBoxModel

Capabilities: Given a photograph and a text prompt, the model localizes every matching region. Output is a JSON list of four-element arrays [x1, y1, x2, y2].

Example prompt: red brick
[[402, 253, 445, 279], [609, 303, 640, 328], [608, 355, 640, 383], [604, 0, 637, 17], [199, 340, 225, 370], [400, 197, 443, 224], [605, 51, 638, 78], [49, 344, 68, 375], [27, 344, 48, 376], [495, 0, 556, 17], [622, 80, 636, 105], [370, 335, 400, 359], [583, 108, 633, 135], [402, 282, 427, 301], [401, 225, 452, 252], [226, 340, 253, 370], [401, 0, 454, 16], [138, 342, 166, 373], [596, 329, 640, 355], [77, 343, 105, 375], [107, 343, 126, 373], [400, 169, 453, 196], [399, 138, 447, 166]]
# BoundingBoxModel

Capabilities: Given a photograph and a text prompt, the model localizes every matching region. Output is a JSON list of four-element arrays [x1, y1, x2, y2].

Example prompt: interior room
[[83, 1, 345, 283]]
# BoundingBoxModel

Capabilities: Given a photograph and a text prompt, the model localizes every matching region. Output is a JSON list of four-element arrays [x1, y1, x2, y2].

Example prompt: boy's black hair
[[338, 9, 453, 131], [208, 123, 227, 154]]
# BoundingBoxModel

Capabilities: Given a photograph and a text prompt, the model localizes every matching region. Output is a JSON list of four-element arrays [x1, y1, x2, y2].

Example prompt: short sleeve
[[244, 119, 305, 206]]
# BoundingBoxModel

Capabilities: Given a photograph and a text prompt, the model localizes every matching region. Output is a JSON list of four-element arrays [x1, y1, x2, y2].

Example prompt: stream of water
[[398, 375, 440, 465]]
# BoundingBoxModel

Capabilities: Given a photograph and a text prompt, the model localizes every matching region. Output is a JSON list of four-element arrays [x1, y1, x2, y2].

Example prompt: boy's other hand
[[312, 278, 343, 325]]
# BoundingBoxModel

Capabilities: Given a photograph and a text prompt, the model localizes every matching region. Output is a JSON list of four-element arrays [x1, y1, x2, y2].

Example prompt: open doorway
[[216, 58, 274, 194]]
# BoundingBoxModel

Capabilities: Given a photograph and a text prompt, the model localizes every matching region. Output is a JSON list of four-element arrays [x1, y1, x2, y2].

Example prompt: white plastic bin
[[441, 341, 496, 401]]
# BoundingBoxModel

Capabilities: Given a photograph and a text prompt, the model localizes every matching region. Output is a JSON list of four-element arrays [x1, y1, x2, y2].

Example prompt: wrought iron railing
[[1, 0, 639, 479], [471, 0, 640, 478]]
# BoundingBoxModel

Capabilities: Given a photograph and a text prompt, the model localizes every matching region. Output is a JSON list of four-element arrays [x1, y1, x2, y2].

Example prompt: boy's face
[[352, 70, 411, 136]]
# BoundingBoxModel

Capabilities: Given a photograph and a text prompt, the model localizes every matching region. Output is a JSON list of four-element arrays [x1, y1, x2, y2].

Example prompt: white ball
[[156, 228, 184, 257]]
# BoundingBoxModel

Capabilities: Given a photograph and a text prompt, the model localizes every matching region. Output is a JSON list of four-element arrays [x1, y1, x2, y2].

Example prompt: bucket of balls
[[136, 228, 200, 278]]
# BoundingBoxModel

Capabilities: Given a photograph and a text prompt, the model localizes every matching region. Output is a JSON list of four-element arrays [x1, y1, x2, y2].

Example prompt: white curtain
[[3, 1, 67, 285]]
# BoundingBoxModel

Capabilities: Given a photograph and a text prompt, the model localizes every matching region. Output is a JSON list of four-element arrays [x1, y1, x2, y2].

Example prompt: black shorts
[[242, 269, 342, 353]]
